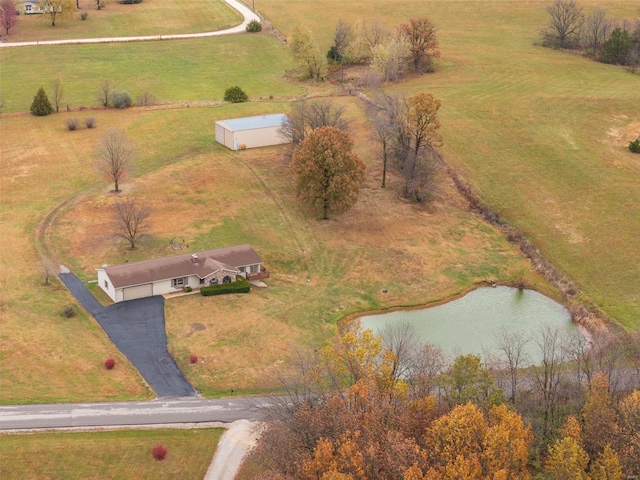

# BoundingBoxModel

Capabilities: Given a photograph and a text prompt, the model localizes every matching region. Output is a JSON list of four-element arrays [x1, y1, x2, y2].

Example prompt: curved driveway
[[59, 273, 196, 398], [0, 0, 259, 48]]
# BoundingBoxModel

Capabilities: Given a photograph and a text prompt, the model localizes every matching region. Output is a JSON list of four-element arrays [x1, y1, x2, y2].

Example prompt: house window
[[25, 4, 32, 11], [249, 264, 259, 274], [210, 278, 218, 285], [238, 266, 245, 273], [172, 277, 187, 288], [222, 275, 232, 284], [104, 280, 109, 289], [199, 278, 205, 285]]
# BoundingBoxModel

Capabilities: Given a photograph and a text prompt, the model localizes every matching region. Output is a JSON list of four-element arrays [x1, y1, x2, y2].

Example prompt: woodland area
[[246, 324, 640, 479]]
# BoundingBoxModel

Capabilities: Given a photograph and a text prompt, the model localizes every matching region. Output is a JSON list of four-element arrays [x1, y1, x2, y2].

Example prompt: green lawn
[[7, 0, 241, 42], [0, 428, 223, 479], [0, 34, 301, 114], [258, 0, 640, 329]]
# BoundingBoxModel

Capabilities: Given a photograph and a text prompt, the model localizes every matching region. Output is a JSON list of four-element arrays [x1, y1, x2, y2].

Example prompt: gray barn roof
[[102, 244, 262, 288], [216, 114, 287, 132]]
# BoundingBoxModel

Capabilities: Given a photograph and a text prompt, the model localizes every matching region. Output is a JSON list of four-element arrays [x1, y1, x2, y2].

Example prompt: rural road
[[0, 396, 268, 431], [0, 0, 260, 48]]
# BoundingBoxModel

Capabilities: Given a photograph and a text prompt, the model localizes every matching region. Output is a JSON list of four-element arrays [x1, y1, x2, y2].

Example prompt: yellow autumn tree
[[39, 0, 74, 26], [545, 436, 589, 480], [483, 404, 534, 479], [590, 444, 623, 480], [616, 390, 640, 476], [582, 372, 617, 459]]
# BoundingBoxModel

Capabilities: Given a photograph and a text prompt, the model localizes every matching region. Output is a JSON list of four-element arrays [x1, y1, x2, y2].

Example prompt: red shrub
[[152, 444, 167, 460], [104, 358, 115, 370], [190, 355, 198, 364]]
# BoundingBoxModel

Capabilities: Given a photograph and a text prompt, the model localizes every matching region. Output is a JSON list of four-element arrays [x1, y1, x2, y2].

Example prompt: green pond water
[[360, 286, 577, 364]]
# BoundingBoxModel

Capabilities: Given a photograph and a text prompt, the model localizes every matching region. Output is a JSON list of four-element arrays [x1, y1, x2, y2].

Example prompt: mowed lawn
[[259, 0, 640, 329], [0, 34, 301, 114], [5, 0, 241, 42], [0, 428, 223, 479], [46, 100, 545, 396]]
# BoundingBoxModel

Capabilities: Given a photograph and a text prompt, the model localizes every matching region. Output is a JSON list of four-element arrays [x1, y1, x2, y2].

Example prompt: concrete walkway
[[0, 0, 260, 48], [59, 273, 196, 398]]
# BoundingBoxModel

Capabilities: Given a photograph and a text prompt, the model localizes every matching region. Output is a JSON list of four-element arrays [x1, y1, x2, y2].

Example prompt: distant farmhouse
[[215, 113, 289, 150], [20, 1, 45, 14], [97, 244, 268, 303]]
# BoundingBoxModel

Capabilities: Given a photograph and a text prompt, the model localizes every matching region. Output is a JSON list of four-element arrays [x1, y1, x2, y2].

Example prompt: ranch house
[[96, 244, 268, 303], [215, 113, 289, 150]]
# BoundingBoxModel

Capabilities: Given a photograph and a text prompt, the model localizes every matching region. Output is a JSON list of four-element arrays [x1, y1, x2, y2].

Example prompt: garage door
[[123, 283, 153, 301]]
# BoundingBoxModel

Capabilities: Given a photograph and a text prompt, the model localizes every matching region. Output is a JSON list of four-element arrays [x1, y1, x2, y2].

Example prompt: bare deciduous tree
[[50, 78, 64, 113], [581, 8, 610, 56], [114, 198, 151, 249], [531, 326, 571, 440], [543, 0, 584, 48], [95, 129, 135, 192], [379, 322, 421, 381], [411, 343, 446, 398], [97, 79, 112, 108], [494, 330, 530, 404], [280, 99, 349, 154]]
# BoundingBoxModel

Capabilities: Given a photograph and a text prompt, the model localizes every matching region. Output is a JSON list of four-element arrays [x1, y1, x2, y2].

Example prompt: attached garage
[[122, 283, 153, 301], [96, 244, 266, 303], [215, 114, 289, 150]]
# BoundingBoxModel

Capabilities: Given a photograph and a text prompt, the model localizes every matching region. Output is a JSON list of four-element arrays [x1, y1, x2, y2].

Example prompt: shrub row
[[200, 276, 250, 296]]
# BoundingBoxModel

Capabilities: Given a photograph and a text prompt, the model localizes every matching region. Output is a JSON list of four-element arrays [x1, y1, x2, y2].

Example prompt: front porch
[[247, 265, 269, 281]]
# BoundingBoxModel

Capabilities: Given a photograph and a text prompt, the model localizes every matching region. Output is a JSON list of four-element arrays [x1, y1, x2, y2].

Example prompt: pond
[[360, 286, 577, 364]]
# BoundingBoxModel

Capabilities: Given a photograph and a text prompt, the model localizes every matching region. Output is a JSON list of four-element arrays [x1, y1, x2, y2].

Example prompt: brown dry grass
[[46, 99, 549, 396]]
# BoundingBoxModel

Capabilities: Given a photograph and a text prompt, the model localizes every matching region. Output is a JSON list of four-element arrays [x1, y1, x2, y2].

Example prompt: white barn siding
[[215, 114, 289, 150]]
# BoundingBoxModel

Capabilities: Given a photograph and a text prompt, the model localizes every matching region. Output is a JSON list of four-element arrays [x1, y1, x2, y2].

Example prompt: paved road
[[0, 0, 260, 48], [59, 273, 196, 398], [0, 397, 266, 431]]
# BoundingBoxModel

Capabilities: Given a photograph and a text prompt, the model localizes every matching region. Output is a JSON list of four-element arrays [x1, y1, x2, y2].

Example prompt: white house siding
[[97, 269, 117, 302]]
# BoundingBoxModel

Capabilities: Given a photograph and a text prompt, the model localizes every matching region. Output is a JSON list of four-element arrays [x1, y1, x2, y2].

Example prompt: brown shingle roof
[[103, 244, 262, 288]]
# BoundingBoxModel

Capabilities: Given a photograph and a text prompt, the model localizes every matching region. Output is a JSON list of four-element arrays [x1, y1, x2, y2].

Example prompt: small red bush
[[104, 358, 115, 370], [152, 444, 167, 460], [190, 355, 198, 364]]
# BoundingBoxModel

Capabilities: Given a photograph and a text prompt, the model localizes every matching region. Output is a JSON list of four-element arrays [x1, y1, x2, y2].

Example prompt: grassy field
[[44, 98, 546, 395], [6, 0, 241, 42], [1, 0, 638, 405], [0, 34, 301, 114], [0, 428, 223, 479], [257, 0, 640, 329]]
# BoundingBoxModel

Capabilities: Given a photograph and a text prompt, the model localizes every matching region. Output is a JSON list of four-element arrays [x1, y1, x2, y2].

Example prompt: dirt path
[[204, 420, 262, 480], [0, 0, 259, 48]]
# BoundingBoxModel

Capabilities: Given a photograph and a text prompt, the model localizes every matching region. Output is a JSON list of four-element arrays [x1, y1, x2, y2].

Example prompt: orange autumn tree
[[291, 126, 366, 219], [424, 403, 532, 480]]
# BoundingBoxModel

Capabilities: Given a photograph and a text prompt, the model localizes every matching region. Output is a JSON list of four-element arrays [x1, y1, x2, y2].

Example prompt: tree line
[[289, 17, 440, 83], [542, 0, 640, 72], [246, 322, 640, 479]]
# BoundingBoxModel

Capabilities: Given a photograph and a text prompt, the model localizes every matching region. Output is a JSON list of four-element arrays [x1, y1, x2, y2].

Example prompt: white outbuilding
[[215, 113, 289, 150]]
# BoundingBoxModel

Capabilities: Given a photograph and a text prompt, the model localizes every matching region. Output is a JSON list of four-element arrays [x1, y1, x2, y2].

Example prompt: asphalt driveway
[[59, 273, 196, 398]]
